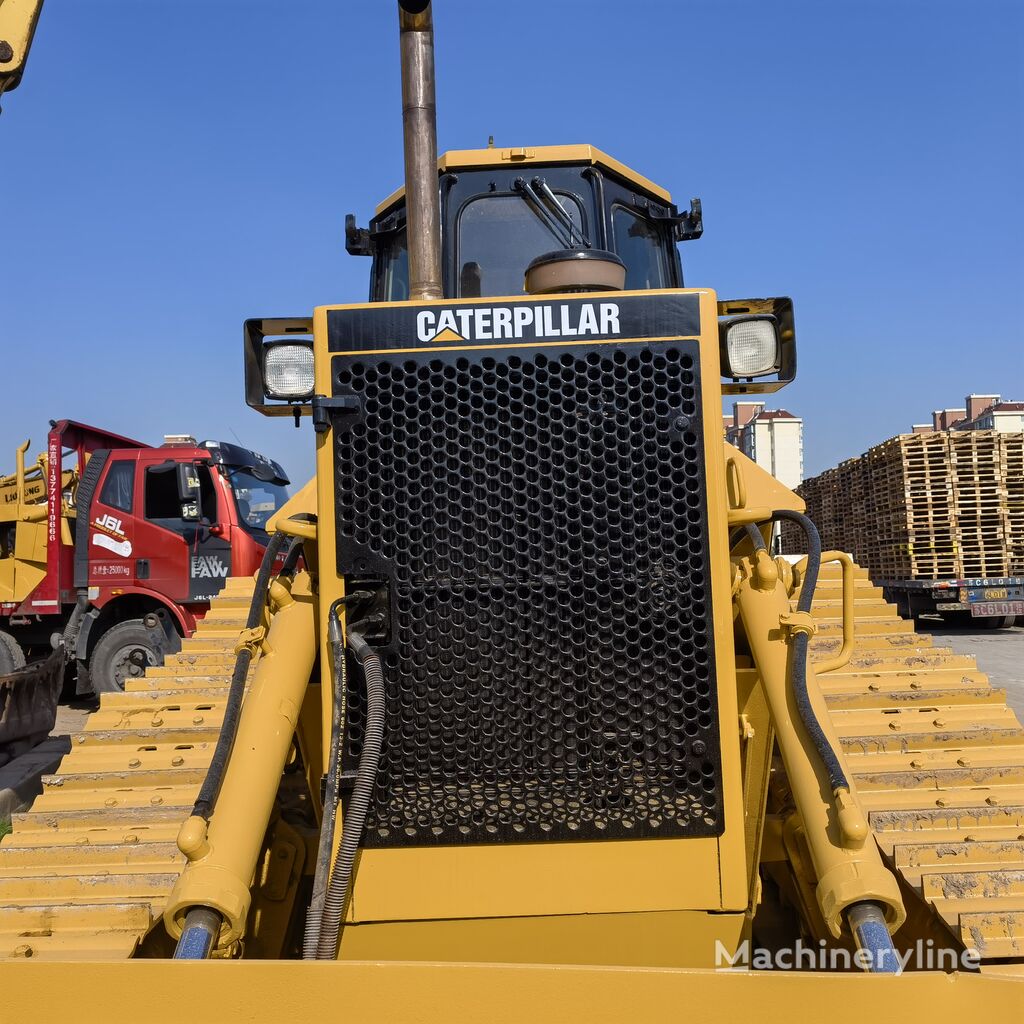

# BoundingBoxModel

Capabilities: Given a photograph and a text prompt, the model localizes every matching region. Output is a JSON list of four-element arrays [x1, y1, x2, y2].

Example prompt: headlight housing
[[263, 342, 315, 400], [720, 315, 781, 378], [244, 318, 315, 416]]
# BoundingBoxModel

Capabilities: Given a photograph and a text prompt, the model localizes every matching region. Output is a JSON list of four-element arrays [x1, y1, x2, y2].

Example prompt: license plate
[[983, 588, 1008, 600], [936, 602, 968, 611], [970, 601, 1024, 618]]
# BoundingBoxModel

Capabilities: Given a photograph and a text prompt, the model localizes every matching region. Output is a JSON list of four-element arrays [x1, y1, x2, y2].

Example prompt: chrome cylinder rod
[[846, 901, 902, 974], [173, 906, 223, 960]]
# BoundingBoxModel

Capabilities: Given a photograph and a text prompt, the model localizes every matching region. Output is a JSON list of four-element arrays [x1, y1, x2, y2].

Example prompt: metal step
[[0, 577, 260, 961]]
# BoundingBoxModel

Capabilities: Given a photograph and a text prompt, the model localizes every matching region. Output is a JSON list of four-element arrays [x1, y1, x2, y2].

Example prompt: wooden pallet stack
[[1002, 432, 1024, 574], [948, 431, 1006, 578], [788, 430, 1024, 581], [878, 431, 958, 578]]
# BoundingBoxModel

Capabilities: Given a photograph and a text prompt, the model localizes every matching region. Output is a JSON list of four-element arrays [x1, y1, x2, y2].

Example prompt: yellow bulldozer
[[1, 2, 1022, 1019]]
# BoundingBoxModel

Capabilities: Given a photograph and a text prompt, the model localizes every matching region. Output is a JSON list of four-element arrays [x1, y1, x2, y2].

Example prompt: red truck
[[0, 420, 290, 693]]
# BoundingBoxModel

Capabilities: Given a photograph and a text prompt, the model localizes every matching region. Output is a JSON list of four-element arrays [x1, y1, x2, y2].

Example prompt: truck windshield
[[225, 468, 289, 540]]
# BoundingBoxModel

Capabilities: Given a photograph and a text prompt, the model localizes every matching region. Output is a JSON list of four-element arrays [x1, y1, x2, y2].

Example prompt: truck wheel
[[0, 630, 26, 672], [90, 619, 162, 693]]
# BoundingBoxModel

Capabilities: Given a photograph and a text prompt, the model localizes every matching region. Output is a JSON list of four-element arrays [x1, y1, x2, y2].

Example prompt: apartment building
[[724, 401, 804, 490], [911, 393, 1024, 434]]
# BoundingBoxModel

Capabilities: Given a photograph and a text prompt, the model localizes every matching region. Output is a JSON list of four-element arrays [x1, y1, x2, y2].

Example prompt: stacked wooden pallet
[[1003, 432, 1024, 575], [785, 430, 1024, 580]]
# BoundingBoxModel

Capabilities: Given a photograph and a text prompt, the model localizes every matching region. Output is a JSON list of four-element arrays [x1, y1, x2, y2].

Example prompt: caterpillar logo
[[416, 302, 621, 344]]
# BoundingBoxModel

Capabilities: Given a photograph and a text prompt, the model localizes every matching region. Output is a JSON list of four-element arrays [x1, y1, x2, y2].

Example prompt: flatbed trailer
[[880, 575, 1024, 626]]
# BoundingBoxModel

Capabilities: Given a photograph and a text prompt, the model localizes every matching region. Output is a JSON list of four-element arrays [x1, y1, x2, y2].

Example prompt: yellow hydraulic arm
[[0, 0, 44, 105]]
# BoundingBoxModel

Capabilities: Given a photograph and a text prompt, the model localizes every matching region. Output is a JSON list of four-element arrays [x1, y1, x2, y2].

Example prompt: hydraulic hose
[[190, 530, 288, 821], [767, 509, 850, 793], [314, 628, 386, 960], [302, 599, 349, 960], [280, 536, 305, 578], [734, 513, 904, 940], [770, 512, 902, 956]]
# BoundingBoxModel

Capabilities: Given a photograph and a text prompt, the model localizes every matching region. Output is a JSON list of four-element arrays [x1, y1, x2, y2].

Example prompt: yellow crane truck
[[0, 0, 41, 109], [1, 3, 1022, 1020]]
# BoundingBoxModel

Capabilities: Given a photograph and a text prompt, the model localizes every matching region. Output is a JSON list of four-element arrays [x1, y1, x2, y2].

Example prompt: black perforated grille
[[332, 341, 722, 846]]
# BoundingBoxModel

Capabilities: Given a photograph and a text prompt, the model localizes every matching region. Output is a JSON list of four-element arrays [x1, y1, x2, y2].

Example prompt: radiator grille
[[332, 341, 722, 845]]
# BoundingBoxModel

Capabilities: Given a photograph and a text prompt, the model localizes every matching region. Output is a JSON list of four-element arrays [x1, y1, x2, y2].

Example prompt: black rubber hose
[[771, 510, 819, 616], [742, 523, 767, 552], [279, 537, 305, 578], [314, 630, 385, 960], [302, 599, 348, 960], [769, 509, 849, 792], [190, 530, 288, 820]]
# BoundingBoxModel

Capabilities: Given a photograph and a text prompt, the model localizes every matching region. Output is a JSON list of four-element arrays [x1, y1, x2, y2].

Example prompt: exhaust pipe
[[398, 1, 443, 300]]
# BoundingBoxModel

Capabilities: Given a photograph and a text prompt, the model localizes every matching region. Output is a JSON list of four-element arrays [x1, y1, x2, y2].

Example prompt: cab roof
[[374, 144, 672, 215]]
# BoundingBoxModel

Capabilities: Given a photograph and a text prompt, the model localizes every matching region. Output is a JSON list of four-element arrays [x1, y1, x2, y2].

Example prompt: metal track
[[0, 578, 257, 960], [3, 564, 1022, 963], [807, 563, 1024, 962]]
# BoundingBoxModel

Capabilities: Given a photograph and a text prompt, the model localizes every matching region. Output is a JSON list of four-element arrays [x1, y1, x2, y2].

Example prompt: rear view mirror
[[176, 463, 201, 521]]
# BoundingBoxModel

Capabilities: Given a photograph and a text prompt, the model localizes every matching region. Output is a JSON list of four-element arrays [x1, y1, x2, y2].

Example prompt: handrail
[[797, 549, 856, 673], [725, 453, 746, 510], [275, 515, 317, 542]]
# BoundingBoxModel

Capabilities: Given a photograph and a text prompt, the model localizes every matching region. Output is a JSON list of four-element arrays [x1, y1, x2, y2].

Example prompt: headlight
[[721, 316, 781, 378], [263, 342, 314, 399]]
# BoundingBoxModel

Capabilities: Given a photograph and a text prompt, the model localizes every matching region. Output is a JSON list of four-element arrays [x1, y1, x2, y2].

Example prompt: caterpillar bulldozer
[[2, 2, 1023, 1019]]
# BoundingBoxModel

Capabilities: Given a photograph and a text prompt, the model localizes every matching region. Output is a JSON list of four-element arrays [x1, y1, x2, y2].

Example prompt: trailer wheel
[[90, 619, 162, 693], [0, 630, 26, 672]]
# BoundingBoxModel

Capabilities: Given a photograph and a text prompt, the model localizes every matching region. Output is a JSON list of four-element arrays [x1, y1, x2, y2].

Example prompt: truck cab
[[87, 438, 288, 608], [0, 421, 290, 693]]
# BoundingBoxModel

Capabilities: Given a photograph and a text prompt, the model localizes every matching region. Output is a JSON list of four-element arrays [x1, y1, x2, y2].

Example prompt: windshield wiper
[[513, 177, 590, 249], [532, 177, 590, 248]]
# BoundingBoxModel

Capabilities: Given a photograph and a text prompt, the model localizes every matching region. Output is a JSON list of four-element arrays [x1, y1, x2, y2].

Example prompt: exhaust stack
[[398, 1, 443, 301]]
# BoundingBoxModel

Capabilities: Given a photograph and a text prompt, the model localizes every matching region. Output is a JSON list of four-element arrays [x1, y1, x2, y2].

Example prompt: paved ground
[[52, 698, 96, 737], [916, 621, 1024, 720]]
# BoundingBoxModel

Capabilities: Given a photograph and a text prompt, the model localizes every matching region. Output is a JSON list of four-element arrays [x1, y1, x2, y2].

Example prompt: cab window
[[611, 205, 669, 289], [380, 229, 410, 301], [99, 460, 135, 513], [225, 468, 289, 540], [144, 462, 217, 531], [457, 193, 585, 297]]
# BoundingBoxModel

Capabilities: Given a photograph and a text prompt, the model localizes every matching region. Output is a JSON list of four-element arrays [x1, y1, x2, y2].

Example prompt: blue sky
[[1, 0, 1021, 485]]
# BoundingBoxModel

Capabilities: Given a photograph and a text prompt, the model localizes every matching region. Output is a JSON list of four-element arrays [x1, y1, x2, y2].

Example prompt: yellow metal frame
[[374, 143, 673, 214], [165, 571, 318, 945], [0, 0, 44, 96], [2, 961, 1021, 1021], [0, 439, 75, 605], [308, 288, 752, 965]]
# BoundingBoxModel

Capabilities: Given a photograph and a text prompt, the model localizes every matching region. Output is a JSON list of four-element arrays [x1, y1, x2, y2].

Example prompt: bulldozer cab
[[351, 146, 702, 301]]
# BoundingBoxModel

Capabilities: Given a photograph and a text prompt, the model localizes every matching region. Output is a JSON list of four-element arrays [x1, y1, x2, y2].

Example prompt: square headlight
[[721, 316, 781, 378], [264, 341, 314, 400]]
